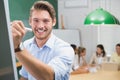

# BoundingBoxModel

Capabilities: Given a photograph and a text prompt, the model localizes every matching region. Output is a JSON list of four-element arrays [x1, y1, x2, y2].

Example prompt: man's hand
[[11, 20, 26, 49]]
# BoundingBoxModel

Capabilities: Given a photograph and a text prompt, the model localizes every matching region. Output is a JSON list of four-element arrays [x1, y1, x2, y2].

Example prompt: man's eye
[[33, 19, 39, 22], [43, 20, 50, 23]]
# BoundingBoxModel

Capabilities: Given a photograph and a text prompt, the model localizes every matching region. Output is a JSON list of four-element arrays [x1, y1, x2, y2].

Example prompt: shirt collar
[[44, 33, 55, 49], [31, 33, 56, 49]]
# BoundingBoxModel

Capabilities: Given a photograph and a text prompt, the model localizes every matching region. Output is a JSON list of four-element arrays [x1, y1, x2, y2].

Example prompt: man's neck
[[35, 35, 51, 48]]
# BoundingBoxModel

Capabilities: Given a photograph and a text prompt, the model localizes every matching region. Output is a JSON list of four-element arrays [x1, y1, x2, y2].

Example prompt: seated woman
[[89, 44, 106, 69], [71, 47, 89, 74]]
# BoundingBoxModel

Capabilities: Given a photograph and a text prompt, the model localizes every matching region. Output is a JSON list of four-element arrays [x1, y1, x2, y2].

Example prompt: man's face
[[29, 10, 56, 40], [116, 46, 120, 54]]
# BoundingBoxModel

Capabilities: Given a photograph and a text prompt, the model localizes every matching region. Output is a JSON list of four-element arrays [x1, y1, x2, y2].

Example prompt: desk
[[70, 71, 120, 80]]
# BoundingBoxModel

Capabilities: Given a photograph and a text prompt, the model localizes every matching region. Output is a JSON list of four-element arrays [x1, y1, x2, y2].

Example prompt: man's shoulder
[[54, 35, 74, 57], [54, 35, 74, 53], [54, 35, 70, 47], [111, 52, 117, 57]]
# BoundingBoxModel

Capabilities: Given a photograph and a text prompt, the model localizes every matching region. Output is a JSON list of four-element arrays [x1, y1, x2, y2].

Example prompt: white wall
[[99, 26, 120, 55], [58, 0, 120, 29], [79, 26, 98, 62], [58, 0, 120, 62], [52, 29, 81, 46]]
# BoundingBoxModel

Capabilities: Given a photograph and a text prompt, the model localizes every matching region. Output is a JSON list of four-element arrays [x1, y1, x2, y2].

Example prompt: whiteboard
[[0, 0, 18, 80], [52, 29, 81, 46]]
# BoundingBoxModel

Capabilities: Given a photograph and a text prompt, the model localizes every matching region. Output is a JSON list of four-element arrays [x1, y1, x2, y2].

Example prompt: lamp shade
[[84, 8, 120, 25]]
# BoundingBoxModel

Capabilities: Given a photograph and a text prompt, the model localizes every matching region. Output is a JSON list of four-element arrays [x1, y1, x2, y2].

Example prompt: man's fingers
[[11, 20, 25, 30], [12, 23, 25, 36], [17, 21, 26, 30], [12, 27, 22, 38], [12, 27, 22, 48], [11, 20, 26, 36], [11, 20, 26, 48]]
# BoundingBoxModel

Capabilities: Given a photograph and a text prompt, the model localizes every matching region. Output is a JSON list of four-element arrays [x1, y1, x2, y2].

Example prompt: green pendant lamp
[[84, 8, 120, 25]]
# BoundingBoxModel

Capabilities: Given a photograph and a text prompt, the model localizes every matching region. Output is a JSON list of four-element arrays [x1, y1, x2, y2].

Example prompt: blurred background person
[[71, 46, 89, 74], [77, 47, 87, 67], [71, 44, 77, 55], [89, 44, 106, 68], [111, 43, 120, 70], [70, 44, 77, 71]]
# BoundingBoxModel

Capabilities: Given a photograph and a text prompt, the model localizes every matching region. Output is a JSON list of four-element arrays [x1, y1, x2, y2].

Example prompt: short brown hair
[[30, 1, 56, 20], [116, 43, 120, 47]]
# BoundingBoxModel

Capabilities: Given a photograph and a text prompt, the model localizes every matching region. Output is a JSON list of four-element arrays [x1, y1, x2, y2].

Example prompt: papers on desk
[[101, 62, 119, 71], [89, 62, 119, 73]]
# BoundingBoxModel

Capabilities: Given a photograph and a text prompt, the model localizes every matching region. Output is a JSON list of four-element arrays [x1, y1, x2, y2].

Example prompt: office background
[[58, 0, 120, 62], [8, 0, 120, 63]]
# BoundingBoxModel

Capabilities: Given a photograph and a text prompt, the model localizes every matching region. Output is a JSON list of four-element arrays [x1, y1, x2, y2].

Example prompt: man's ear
[[52, 18, 56, 27]]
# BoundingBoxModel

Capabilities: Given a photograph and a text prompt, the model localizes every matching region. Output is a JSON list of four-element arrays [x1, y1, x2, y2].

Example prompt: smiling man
[[11, 1, 74, 80]]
